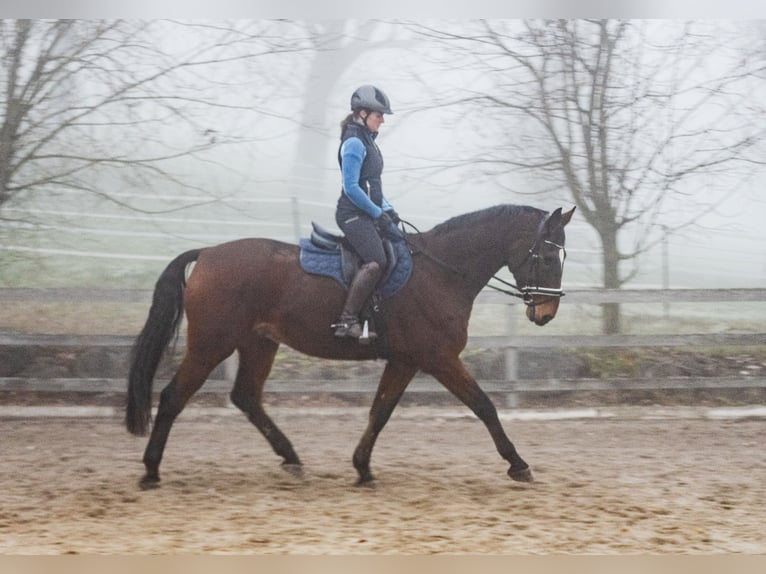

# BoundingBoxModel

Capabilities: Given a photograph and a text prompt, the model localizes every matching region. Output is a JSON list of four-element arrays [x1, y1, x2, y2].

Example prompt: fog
[[1, 19, 764, 290], [184, 20, 766, 289]]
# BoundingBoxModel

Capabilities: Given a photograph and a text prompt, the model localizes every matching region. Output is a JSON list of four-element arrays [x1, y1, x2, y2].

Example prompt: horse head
[[510, 206, 575, 326]]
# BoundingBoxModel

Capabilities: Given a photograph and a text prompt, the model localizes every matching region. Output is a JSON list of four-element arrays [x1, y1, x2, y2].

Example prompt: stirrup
[[332, 317, 361, 338], [358, 319, 378, 345], [332, 317, 377, 343]]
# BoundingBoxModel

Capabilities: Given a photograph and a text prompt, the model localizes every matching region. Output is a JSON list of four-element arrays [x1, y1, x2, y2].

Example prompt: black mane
[[430, 204, 545, 235]]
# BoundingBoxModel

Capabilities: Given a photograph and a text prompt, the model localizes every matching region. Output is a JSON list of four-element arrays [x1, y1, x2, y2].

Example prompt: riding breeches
[[335, 210, 387, 268]]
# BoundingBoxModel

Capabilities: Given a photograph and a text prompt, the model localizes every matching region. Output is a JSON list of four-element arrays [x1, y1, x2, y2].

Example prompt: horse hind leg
[[229, 335, 302, 473], [140, 352, 221, 489]]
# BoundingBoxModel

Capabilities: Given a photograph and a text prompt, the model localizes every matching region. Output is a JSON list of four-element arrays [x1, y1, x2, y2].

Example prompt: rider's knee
[[361, 260, 383, 278]]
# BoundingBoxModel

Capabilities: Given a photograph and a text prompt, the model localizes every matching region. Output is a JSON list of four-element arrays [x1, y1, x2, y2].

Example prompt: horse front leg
[[353, 360, 418, 485], [429, 357, 533, 482]]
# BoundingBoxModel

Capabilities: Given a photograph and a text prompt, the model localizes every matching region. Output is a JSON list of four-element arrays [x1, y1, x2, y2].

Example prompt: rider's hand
[[386, 209, 401, 224], [377, 211, 394, 230], [376, 211, 403, 239]]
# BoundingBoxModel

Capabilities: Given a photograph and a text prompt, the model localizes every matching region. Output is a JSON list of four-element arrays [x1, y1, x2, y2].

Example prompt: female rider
[[332, 85, 400, 341]]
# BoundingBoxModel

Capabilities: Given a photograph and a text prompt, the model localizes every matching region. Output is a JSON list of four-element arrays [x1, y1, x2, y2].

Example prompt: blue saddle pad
[[299, 236, 413, 300]]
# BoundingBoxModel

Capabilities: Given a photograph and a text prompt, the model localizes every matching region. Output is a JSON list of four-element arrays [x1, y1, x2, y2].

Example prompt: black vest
[[337, 122, 384, 213]]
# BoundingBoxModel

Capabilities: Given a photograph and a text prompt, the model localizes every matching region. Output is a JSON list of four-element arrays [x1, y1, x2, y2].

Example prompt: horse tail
[[125, 249, 202, 436]]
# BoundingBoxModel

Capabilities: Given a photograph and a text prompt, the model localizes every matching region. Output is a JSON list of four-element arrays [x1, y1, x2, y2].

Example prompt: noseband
[[486, 238, 567, 306]]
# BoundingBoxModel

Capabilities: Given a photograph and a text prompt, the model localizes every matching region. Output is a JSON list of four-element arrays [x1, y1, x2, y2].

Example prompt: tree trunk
[[291, 21, 382, 205], [601, 227, 622, 334]]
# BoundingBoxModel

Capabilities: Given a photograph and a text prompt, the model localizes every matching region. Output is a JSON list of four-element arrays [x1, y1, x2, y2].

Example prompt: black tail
[[125, 249, 201, 436]]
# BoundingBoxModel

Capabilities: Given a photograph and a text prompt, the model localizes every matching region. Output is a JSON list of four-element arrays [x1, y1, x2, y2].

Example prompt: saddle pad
[[299, 236, 413, 300]]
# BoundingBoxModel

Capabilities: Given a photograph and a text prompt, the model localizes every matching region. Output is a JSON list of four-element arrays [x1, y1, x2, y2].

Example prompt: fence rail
[[480, 288, 766, 380], [3, 286, 765, 304], [2, 288, 765, 400]]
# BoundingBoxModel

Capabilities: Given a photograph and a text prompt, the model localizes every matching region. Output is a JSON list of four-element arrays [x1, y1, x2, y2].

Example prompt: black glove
[[376, 211, 403, 239], [376, 211, 394, 233], [386, 209, 401, 224]]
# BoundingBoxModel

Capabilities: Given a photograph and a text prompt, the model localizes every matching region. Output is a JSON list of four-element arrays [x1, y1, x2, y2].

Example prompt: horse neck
[[418, 207, 542, 296]]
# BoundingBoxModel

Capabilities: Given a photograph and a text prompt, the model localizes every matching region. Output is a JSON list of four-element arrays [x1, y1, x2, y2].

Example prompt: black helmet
[[350, 85, 393, 114]]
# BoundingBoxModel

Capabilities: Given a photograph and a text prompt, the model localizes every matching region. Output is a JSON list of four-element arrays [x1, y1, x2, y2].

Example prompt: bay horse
[[126, 204, 575, 488]]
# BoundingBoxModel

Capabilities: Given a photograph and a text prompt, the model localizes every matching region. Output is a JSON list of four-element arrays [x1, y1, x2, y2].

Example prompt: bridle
[[485, 239, 567, 307], [400, 216, 567, 308]]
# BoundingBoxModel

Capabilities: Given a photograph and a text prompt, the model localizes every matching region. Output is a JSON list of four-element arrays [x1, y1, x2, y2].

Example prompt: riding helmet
[[350, 85, 393, 114]]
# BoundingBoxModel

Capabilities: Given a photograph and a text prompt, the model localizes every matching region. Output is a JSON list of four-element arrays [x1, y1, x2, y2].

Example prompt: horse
[[126, 204, 575, 489]]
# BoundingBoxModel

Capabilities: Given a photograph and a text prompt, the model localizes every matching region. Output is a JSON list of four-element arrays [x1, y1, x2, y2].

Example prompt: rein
[[399, 219, 466, 278], [399, 218, 566, 306]]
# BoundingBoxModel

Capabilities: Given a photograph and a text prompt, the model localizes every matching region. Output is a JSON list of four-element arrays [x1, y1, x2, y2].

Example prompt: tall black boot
[[333, 261, 382, 341]]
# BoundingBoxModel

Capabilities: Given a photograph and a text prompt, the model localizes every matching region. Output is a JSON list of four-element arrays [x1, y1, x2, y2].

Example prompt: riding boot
[[333, 261, 382, 341]]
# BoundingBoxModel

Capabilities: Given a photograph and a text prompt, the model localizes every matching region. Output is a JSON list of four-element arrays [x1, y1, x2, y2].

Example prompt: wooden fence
[[475, 287, 766, 380], [1, 288, 765, 400]]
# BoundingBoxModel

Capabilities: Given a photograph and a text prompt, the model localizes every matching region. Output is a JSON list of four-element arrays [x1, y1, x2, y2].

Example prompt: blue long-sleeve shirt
[[339, 136, 393, 219]]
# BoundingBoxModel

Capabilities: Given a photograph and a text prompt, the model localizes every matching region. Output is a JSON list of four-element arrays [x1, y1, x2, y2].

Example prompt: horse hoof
[[508, 466, 534, 483], [281, 463, 304, 478], [139, 475, 161, 490], [355, 471, 376, 487]]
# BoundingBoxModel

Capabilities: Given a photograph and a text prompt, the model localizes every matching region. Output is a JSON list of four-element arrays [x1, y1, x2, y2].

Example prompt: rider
[[332, 84, 400, 341]]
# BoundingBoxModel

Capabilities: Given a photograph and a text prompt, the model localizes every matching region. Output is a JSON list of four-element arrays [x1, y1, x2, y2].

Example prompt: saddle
[[308, 222, 399, 287], [299, 222, 413, 359]]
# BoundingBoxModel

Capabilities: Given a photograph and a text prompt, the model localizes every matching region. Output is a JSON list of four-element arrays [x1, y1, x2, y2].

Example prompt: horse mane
[[429, 204, 545, 236]]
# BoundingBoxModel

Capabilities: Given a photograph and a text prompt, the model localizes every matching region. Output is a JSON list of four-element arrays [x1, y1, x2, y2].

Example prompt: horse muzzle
[[525, 294, 562, 326]]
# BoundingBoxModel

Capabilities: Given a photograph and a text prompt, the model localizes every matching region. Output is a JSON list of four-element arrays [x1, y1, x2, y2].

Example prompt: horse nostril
[[537, 314, 553, 326], [527, 304, 557, 325]]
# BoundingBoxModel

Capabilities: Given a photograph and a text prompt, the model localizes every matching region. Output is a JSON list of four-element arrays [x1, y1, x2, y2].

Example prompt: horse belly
[[252, 320, 377, 361]]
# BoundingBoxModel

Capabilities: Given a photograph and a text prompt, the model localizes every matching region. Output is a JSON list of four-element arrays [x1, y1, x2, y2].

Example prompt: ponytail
[[339, 112, 356, 138]]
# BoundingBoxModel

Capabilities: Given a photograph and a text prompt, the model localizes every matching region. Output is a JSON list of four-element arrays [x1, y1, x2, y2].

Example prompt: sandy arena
[[1, 405, 765, 554]]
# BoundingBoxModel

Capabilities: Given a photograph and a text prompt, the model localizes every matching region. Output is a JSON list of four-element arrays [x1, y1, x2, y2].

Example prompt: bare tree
[[408, 19, 766, 333], [0, 19, 312, 215]]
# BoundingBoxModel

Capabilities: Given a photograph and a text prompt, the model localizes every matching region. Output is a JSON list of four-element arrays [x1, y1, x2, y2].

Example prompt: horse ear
[[543, 207, 563, 233], [561, 206, 576, 227], [542, 206, 575, 235]]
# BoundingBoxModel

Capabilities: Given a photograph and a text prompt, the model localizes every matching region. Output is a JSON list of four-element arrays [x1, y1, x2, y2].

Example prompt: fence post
[[662, 225, 670, 319], [291, 196, 302, 243], [505, 301, 519, 408], [223, 354, 239, 381]]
